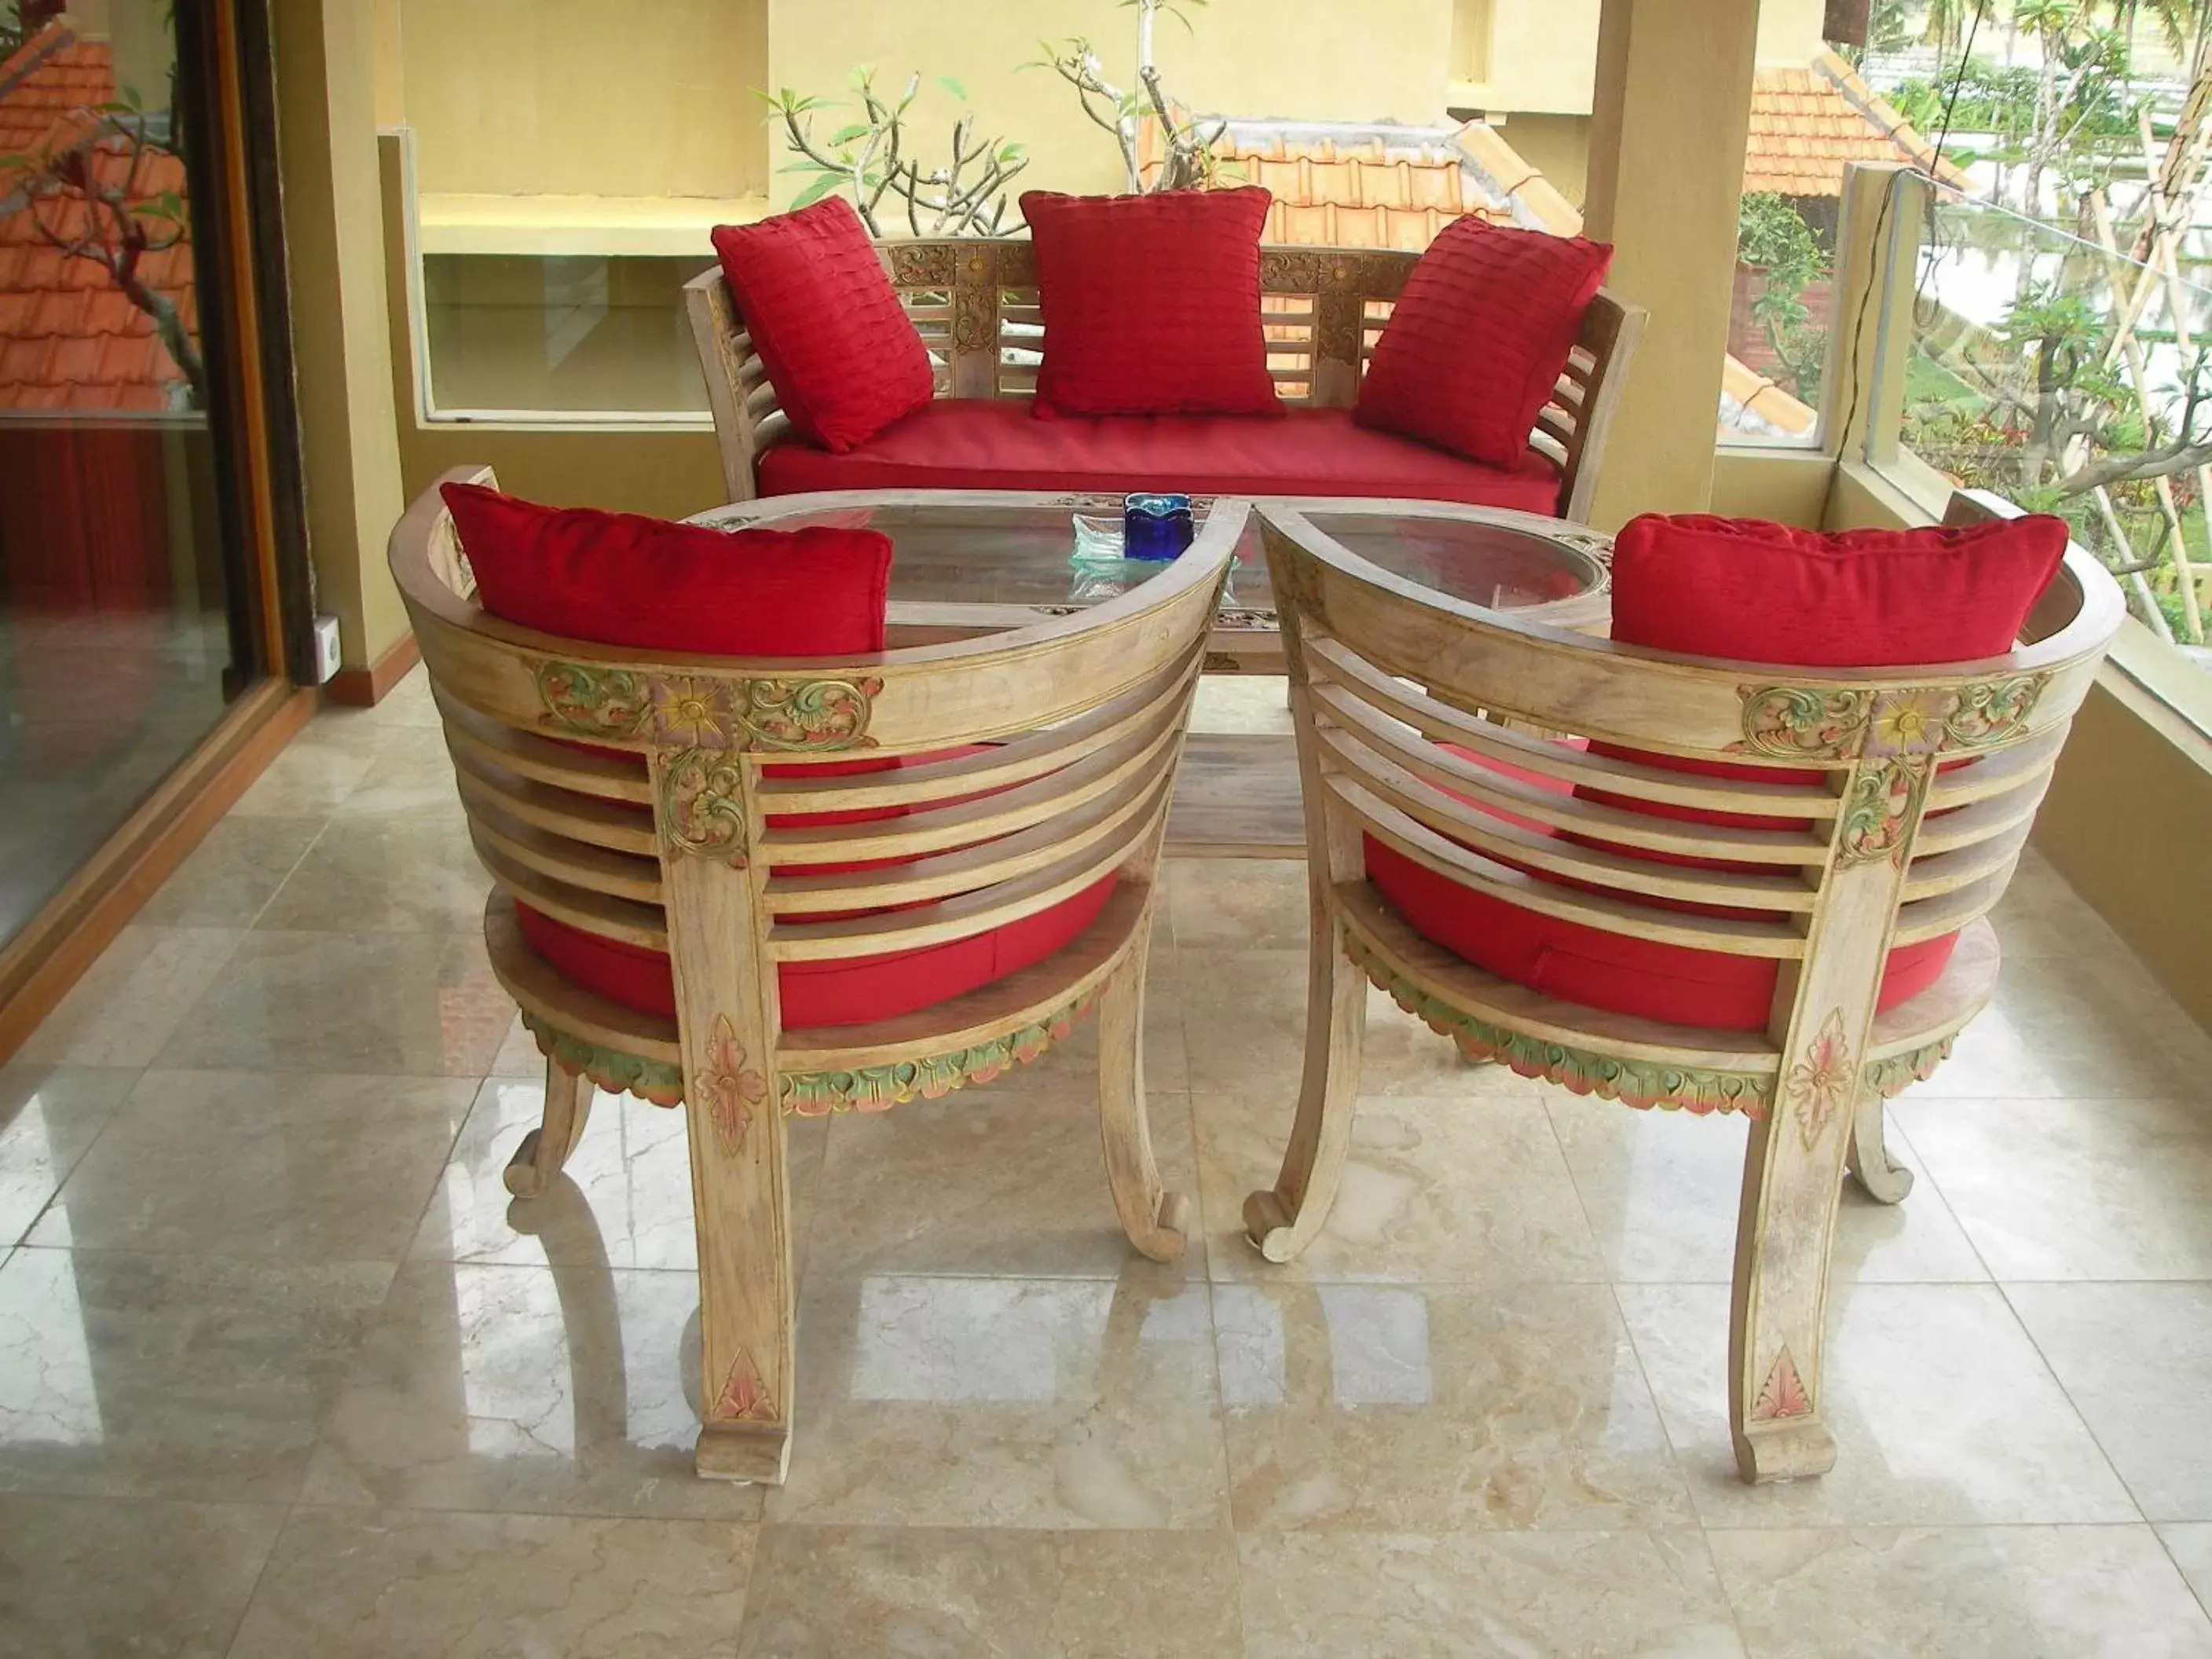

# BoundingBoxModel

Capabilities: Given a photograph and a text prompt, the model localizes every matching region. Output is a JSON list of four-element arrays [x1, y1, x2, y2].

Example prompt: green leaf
[[775, 160, 841, 175], [789, 175, 844, 209], [997, 141, 1028, 163], [937, 75, 969, 101]]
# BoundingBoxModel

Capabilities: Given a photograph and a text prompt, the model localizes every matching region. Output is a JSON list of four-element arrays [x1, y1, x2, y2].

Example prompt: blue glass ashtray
[[1123, 493, 1196, 560]]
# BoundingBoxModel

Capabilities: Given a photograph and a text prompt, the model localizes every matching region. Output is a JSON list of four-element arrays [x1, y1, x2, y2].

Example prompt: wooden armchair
[[684, 240, 1643, 523], [1250, 502, 2124, 1483], [390, 470, 1241, 1484]]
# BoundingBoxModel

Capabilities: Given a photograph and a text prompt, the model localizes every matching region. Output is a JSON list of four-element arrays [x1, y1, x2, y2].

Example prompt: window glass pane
[[0, 2, 265, 948]]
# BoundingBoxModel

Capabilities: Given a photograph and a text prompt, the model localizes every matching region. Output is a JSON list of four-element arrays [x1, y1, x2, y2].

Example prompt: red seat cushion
[[1020, 188, 1280, 418], [756, 403, 1564, 514], [1365, 512, 2071, 1032], [710, 197, 936, 453], [447, 483, 1119, 1031], [440, 481, 892, 654], [1356, 218, 1613, 469]]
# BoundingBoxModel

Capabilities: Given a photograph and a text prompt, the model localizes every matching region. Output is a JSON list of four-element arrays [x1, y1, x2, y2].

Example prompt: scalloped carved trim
[[1342, 933, 1773, 1116], [780, 990, 1100, 1117], [1734, 673, 2053, 763], [1862, 1035, 1954, 1097], [524, 988, 1100, 1115], [523, 1011, 684, 1106]]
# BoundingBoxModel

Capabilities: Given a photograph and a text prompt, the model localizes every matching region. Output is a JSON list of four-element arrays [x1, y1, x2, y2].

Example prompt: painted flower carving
[[1835, 756, 1925, 867], [1783, 1008, 1854, 1151], [1751, 1346, 1811, 1422], [1866, 687, 1955, 757], [698, 1015, 768, 1158], [716, 1348, 778, 1423], [651, 676, 733, 750]]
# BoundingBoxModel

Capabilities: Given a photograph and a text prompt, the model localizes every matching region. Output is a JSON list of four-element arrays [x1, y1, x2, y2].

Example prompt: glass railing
[[1888, 176, 2212, 654]]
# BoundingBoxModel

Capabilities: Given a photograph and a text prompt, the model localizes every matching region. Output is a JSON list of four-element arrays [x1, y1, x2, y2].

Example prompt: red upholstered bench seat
[[756, 403, 1566, 515]]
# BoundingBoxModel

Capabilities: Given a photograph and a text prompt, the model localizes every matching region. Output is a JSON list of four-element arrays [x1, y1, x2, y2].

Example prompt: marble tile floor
[[3, 668, 2212, 1655]]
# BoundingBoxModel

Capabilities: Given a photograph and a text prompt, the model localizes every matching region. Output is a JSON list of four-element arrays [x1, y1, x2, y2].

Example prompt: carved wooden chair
[[1250, 503, 2125, 1483], [684, 240, 1643, 523], [390, 469, 1241, 1483]]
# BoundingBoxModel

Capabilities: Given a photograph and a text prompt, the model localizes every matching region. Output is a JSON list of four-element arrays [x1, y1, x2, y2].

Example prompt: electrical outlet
[[313, 614, 343, 684]]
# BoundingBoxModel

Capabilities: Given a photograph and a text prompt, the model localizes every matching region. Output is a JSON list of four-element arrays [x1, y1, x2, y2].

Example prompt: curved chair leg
[[1727, 1085, 1859, 1483], [1243, 912, 1366, 1263], [1097, 932, 1189, 1263], [1845, 1091, 1914, 1205], [504, 1059, 594, 1198]]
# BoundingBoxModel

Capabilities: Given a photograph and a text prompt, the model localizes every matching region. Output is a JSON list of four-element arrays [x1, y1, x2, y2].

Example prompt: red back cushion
[[1020, 187, 1280, 419], [1356, 218, 1612, 468], [710, 197, 936, 454], [1608, 513, 2069, 667], [439, 482, 892, 656]]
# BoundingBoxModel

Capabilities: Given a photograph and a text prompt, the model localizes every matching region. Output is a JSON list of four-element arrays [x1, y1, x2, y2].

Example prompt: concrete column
[[273, 0, 410, 683], [1580, 0, 1761, 526]]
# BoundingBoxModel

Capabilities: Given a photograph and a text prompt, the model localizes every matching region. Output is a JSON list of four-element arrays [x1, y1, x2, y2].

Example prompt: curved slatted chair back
[[683, 241, 1644, 523], [391, 470, 1240, 1483], [1250, 500, 2125, 1485]]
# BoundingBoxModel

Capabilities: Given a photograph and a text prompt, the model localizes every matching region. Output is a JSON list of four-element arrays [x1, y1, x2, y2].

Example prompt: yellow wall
[[389, 0, 771, 200], [765, 0, 1452, 207], [277, 0, 410, 673], [1461, 0, 1600, 114]]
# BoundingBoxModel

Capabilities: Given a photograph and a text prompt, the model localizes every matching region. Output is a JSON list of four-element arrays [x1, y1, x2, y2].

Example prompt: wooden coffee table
[[688, 489, 1613, 856]]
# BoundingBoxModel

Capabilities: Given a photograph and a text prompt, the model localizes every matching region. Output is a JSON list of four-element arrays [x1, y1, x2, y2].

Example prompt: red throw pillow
[[1020, 187, 1280, 418], [710, 197, 936, 453], [440, 481, 892, 655], [1608, 513, 2069, 665], [1356, 218, 1612, 468]]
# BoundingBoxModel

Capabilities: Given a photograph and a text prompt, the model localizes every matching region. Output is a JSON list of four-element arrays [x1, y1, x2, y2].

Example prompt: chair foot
[[1242, 1188, 1302, 1262], [504, 1061, 593, 1198], [1734, 1417, 1837, 1484], [1125, 1190, 1191, 1265], [1846, 1093, 1914, 1205], [696, 1419, 792, 1485], [1097, 937, 1192, 1265]]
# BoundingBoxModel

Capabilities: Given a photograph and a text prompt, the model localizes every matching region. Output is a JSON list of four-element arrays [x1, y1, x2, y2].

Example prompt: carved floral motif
[[716, 1348, 778, 1423], [1734, 672, 2052, 764], [1343, 933, 1773, 1115], [1862, 1036, 1954, 1097], [659, 747, 748, 863], [1783, 1008, 1855, 1151], [1835, 756, 1928, 868], [1733, 687, 1876, 762], [534, 662, 653, 740], [698, 1016, 768, 1158], [533, 664, 881, 754], [1751, 1346, 1812, 1422], [887, 243, 958, 287]]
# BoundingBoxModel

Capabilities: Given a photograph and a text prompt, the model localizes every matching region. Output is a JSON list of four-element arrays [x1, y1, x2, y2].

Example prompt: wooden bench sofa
[[686, 240, 1645, 523]]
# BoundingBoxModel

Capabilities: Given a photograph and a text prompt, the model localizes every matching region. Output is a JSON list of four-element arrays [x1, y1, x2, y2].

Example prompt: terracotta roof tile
[[1745, 49, 1972, 196], [0, 20, 194, 413]]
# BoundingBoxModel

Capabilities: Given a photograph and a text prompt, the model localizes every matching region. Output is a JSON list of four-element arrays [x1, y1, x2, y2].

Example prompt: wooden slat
[[1902, 819, 2034, 904], [452, 749, 657, 857], [474, 836, 668, 950], [758, 699, 1184, 868], [755, 647, 1201, 815], [469, 797, 664, 904], [767, 764, 1174, 916], [1317, 723, 1820, 913], [769, 798, 1161, 962], [1315, 686, 1829, 866], [1331, 774, 1807, 958], [1912, 770, 2053, 855], [436, 690, 652, 804], [1307, 643, 1846, 818]]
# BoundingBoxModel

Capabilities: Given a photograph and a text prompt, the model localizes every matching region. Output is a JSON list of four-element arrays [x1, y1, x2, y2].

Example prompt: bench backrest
[[686, 240, 1645, 523]]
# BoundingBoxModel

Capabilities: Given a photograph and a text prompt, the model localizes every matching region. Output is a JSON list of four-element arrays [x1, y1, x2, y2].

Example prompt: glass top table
[[689, 491, 1613, 669]]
